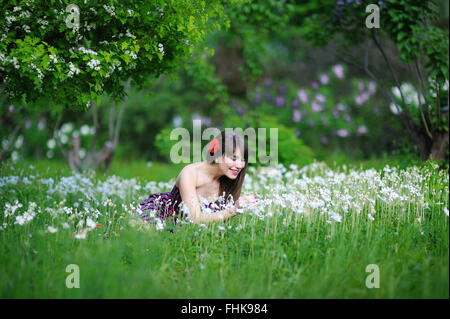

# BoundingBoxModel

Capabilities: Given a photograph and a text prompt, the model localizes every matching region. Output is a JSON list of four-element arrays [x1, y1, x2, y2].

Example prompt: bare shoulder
[[175, 163, 200, 187]]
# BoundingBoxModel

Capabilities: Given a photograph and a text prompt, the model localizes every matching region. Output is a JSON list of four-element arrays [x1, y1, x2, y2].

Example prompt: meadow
[[0, 158, 448, 298]]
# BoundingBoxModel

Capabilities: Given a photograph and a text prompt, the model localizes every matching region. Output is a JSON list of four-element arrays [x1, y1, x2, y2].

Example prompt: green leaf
[[187, 16, 195, 32], [122, 54, 131, 64]]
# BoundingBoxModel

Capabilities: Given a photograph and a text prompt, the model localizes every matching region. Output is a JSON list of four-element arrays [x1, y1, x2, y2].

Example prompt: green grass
[[10, 158, 184, 182], [11, 151, 427, 183], [1, 209, 447, 298], [0, 157, 448, 298]]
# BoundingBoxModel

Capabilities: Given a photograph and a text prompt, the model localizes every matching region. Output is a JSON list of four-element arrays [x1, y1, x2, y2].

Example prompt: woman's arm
[[188, 206, 237, 224], [178, 168, 237, 224]]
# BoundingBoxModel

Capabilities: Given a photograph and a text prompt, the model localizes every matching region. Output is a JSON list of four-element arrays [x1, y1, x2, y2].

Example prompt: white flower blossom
[[103, 5, 116, 16], [68, 62, 80, 77], [87, 59, 101, 71], [47, 226, 58, 233]]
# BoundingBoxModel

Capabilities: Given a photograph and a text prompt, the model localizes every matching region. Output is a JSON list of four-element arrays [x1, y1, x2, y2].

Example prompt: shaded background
[[1, 0, 448, 176]]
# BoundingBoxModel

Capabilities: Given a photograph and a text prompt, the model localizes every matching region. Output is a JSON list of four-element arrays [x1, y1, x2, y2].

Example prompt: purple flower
[[292, 109, 301, 123], [335, 129, 349, 137], [332, 109, 340, 119], [332, 64, 344, 79], [291, 99, 299, 108], [264, 78, 272, 87], [357, 125, 368, 135], [355, 93, 369, 106], [275, 96, 285, 108], [203, 117, 212, 126], [312, 82, 319, 89], [336, 103, 346, 111], [368, 81, 377, 95], [334, 5, 343, 19], [254, 92, 262, 105], [294, 129, 301, 137], [355, 95, 363, 105], [320, 136, 329, 145], [357, 80, 364, 92], [314, 93, 327, 104], [265, 92, 272, 103], [361, 92, 370, 103], [235, 105, 244, 116], [297, 89, 308, 104], [343, 114, 352, 122], [278, 85, 287, 95], [9, 105, 14, 112], [311, 101, 324, 112], [319, 74, 329, 85], [173, 115, 183, 127]]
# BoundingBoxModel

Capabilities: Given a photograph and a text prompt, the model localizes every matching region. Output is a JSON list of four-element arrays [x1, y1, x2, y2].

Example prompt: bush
[[223, 111, 316, 167]]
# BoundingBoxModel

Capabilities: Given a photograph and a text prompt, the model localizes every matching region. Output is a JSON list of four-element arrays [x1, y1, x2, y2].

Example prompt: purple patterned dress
[[136, 185, 223, 229]]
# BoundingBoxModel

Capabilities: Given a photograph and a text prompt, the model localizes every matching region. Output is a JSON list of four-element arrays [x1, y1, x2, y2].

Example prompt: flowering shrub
[[241, 64, 406, 158], [0, 0, 243, 109]]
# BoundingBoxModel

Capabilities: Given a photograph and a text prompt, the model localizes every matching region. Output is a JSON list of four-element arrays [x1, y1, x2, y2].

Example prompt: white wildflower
[[86, 217, 96, 229], [14, 215, 25, 225], [47, 226, 58, 233]]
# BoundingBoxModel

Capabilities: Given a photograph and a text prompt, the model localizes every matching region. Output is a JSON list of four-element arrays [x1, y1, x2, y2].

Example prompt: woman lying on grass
[[136, 130, 258, 230]]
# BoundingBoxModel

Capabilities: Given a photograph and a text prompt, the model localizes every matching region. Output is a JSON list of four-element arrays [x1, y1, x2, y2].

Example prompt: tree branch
[[334, 50, 422, 142], [113, 101, 126, 147], [108, 102, 115, 141], [0, 115, 27, 162], [336, 50, 399, 113], [53, 112, 68, 160], [414, 57, 434, 130], [90, 100, 98, 153], [413, 58, 433, 139], [371, 29, 411, 117]]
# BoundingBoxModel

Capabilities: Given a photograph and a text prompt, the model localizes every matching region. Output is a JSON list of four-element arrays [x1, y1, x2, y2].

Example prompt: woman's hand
[[236, 194, 258, 209], [221, 207, 237, 222]]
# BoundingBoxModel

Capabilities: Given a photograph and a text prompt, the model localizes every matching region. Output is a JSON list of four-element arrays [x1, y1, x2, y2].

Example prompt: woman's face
[[218, 148, 246, 179]]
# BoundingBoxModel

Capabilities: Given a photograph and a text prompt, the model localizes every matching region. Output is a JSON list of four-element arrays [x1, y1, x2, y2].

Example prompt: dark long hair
[[205, 130, 249, 204]]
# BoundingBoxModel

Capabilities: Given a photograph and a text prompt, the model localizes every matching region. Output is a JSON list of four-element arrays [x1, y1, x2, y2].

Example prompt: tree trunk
[[402, 114, 449, 163], [0, 116, 27, 162], [430, 131, 449, 162], [211, 35, 247, 100], [68, 135, 82, 171], [73, 97, 127, 172]]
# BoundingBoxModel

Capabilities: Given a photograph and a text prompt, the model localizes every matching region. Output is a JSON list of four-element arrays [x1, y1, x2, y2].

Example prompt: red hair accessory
[[209, 138, 220, 154]]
